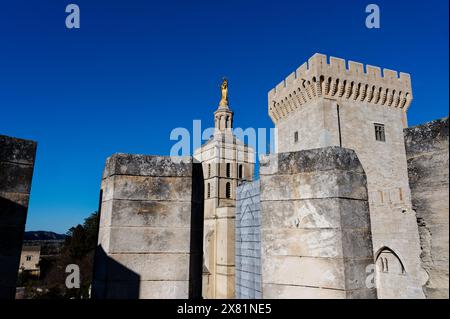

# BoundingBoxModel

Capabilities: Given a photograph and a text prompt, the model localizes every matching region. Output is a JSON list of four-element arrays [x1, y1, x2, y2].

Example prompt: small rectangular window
[[294, 131, 299, 143], [374, 123, 385, 142]]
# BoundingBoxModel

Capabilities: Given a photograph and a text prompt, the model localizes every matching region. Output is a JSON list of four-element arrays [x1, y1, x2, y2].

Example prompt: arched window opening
[[376, 246, 406, 275], [238, 164, 243, 179], [226, 182, 231, 199], [226, 163, 231, 178]]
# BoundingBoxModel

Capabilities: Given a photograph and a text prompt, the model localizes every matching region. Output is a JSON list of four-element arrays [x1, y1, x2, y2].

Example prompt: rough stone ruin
[[405, 118, 449, 299], [0, 135, 37, 299]]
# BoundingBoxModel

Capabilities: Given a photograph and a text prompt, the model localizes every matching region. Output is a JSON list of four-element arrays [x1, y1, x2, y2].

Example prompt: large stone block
[[101, 253, 190, 281], [105, 175, 193, 201], [92, 155, 203, 299], [107, 227, 195, 254], [260, 147, 375, 299], [102, 154, 193, 178], [262, 255, 345, 289], [263, 283, 346, 299], [0, 135, 37, 299], [102, 199, 192, 228]]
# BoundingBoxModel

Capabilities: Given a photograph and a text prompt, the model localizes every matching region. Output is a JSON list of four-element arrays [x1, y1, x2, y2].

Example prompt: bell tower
[[194, 78, 255, 299]]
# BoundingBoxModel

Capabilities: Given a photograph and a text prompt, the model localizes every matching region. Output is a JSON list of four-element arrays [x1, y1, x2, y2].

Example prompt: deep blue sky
[[0, 0, 448, 233]]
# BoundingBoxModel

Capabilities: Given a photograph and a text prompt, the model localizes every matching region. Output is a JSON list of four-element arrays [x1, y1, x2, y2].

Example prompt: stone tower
[[194, 80, 255, 299], [267, 53, 426, 298]]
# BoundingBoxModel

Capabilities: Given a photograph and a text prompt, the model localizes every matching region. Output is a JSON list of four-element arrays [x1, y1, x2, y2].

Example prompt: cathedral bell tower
[[193, 78, 255, 299]]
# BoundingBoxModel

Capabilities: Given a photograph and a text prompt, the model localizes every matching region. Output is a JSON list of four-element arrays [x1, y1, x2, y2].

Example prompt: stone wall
[[0, 135, 37, 299], [269, 53, 425, 298], [259, 147, 376, 298], [235, 180, 262, 299], [405, 117, 449, 299], [92, 154, 203, 299]]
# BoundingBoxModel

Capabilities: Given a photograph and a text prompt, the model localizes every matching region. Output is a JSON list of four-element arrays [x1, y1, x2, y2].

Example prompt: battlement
[[268, 53, 413, 123]]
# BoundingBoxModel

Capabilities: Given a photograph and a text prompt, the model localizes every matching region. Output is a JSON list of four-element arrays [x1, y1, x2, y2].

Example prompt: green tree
[[36, 211, 99, 299]]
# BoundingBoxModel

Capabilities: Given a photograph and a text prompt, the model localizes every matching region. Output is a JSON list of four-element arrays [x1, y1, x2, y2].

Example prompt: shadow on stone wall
[[91, 245, 141, 299], [0, 197, 28, 299], [189, 162, 204, 299], [0, 134, 37, 299]]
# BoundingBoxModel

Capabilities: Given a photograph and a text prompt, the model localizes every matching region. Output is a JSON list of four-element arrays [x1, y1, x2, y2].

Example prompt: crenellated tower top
[[268, 53, 413, 124]]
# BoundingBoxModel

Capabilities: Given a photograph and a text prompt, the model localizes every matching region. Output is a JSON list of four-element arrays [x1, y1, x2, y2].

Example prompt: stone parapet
[[268, 53, 413, 123], [92, 154, 203, 299], [260, 147, 376, 298]]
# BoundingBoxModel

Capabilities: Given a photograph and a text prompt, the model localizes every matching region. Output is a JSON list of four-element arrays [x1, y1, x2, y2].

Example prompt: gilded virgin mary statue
[[219, 78, 229, 107]]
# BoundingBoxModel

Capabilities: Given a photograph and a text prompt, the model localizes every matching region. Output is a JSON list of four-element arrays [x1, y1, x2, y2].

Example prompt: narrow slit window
[[294, 131, 299, 143], [207, 183, 211, 198]]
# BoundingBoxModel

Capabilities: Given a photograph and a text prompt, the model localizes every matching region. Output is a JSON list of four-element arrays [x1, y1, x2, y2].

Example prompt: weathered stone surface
[[103, 154, 193, 178], [101, 199, 193, 228], [93, 154, 203, 299], [263, 255, 345, 289], [263, 283, 346, 299], [100, 253, 191, 281], [261, 198, 370, 230], [264, 147, 365, 175], [0, 135, 37, 299], [0, 135, 37, 165], [0, 162, 35, 194], [104, 175, 193, 201], [260, 147, 375, 298], [405, 117, 449, 299], [107, 227, 197, 254], [261, 173, 367, 202], [405, 118, 449, 154]]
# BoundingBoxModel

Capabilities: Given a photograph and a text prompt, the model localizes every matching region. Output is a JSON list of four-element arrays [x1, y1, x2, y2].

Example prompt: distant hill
[[23, 231, 66, 256], [24, 231, 66, 241]]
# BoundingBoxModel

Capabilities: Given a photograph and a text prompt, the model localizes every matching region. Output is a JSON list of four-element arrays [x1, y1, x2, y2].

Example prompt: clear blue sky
[[0, 0, 448, 233]]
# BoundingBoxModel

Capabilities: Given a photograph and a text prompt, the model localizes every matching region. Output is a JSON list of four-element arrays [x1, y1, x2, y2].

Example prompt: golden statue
[[219, 78, 228, 107]]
